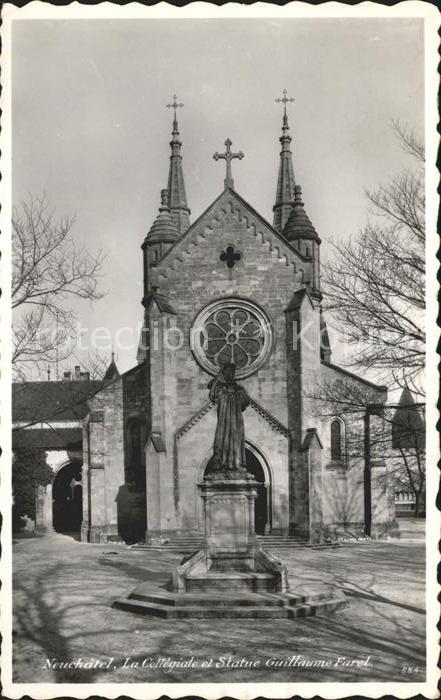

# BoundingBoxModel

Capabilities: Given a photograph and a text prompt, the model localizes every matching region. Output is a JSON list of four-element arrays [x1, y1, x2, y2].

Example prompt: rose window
[[191, 299, 272, 378]]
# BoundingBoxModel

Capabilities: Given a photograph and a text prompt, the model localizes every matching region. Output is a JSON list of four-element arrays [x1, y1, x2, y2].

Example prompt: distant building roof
[[391, 388, 425, 450], [12, 379, 103, 424], [12, 427, 83, 451]]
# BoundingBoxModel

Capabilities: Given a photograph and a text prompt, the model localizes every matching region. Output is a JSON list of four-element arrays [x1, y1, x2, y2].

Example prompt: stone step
[[130, 590, 329, 608], [132, 542, 340, 553], [113, 595, 346, 619], [185, 571, 278, 593], [166, 535, 204, 540]]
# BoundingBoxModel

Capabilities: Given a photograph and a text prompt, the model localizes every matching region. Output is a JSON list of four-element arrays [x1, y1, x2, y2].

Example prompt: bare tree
[[12, 193, 106, 379], [60, 350, 112, 380], [322, 122, 425, 396]]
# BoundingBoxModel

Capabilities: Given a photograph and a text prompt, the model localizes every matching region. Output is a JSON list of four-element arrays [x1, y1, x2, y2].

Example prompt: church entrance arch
[[52, 461, 83, 538], [245, 443, 271, 535]]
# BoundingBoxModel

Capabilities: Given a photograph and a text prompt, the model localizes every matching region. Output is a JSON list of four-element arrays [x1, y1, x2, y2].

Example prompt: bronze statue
[[205, 362, 253, 480]]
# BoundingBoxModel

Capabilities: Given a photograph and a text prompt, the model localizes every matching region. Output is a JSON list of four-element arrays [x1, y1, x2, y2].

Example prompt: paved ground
[[12, 533, 425, 684]]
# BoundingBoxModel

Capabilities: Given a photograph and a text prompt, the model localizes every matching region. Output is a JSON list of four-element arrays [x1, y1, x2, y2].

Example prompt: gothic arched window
[[330, 419, 344, 461]]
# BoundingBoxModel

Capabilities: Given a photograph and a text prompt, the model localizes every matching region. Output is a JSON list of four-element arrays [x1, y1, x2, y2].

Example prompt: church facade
[[80, 100, 398, 545]]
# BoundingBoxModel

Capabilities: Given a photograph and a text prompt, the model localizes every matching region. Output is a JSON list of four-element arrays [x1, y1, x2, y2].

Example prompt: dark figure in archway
[[52, 463, 83, 537], [245, 449, 269, 535]]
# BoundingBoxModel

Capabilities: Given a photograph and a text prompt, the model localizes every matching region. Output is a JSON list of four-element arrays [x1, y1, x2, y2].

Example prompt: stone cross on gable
[[213, 138, 244, 190]]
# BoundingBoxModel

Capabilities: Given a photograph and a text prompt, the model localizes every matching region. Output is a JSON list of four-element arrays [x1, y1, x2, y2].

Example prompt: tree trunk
[[414, 491, 425, 518]]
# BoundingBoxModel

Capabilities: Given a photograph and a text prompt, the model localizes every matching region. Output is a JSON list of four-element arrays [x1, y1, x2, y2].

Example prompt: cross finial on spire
[[213, 138, 244, 190], [275, 89, 295, 117], [166, 94, 184, 122]]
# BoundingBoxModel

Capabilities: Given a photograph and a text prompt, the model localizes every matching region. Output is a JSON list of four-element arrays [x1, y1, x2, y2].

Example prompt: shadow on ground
[[12, 535, 426, 684]]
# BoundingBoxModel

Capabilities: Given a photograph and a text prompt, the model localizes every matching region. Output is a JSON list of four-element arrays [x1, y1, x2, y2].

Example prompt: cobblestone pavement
[[11, 533, 426, 684]]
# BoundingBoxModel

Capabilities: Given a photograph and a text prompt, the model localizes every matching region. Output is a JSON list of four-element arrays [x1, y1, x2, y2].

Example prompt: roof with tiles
[[12, 427, 83, 451], [12, 379, 103, 424], [145, 189, 180, 244]]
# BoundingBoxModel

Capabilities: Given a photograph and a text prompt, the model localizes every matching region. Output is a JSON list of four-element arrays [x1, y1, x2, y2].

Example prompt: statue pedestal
[[114, 476, 347, 619], [170, 476, 288, 594], [200, 479, 258, 572]]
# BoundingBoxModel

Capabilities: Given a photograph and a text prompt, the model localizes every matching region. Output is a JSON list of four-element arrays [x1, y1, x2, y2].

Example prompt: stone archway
[[244, 444, 272, 535], [52, 461, 83, 538]]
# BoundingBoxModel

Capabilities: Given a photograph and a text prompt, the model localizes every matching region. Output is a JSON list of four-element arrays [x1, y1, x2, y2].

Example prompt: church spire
[[273, 90, 296, 233], [166, 94, 191, 234]]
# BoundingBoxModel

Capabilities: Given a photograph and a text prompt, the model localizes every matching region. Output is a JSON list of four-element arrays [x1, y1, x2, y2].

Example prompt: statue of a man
[[205, 362, 252, 480]]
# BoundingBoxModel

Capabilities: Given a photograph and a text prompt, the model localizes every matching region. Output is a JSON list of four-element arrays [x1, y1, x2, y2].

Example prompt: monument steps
[[113, 590, 347, 619], [184, 571, 279, 593], [129, 590, 330, 607], [114, 368, 348, 621]]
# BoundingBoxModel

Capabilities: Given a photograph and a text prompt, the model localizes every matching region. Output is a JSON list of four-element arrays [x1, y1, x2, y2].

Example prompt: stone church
[[13, 98, 398, 544]]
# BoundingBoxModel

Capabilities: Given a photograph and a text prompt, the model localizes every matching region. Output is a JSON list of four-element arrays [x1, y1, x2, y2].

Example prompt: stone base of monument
[[113, 478, 347, 619]]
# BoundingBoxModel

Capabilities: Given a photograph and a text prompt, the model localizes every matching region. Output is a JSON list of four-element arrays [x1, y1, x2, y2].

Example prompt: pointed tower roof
[[283, 185, 321, 243], [145, 189, 179, 245], [273, 90, 296, 233], [103, 353, 120, 382], [166, 94, 191, 235], [391, 387, 425, 449]]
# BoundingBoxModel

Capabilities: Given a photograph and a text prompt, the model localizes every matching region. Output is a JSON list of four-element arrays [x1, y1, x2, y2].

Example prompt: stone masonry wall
[[142, 191, 309, 536], [82, 378, 124, 542]]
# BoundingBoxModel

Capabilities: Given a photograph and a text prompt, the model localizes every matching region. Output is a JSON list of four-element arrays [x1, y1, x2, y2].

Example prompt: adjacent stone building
[[12, 369, 101, 535], [13, 101, 399, 543]]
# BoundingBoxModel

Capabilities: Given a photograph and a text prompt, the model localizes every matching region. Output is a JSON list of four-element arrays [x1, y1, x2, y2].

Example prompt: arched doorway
[[52, 462, 83, 538], [245, 447, 271, 535]]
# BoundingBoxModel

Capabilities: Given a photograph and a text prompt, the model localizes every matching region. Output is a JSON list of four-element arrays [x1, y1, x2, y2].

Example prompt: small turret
[[283, 185, 320, 246], [283, 185, 321, 297], [142, 190, 179, 299]]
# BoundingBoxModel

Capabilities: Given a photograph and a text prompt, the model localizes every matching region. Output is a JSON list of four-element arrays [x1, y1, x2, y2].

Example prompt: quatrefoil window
[[220, 245, 242, 269], [190, 299, 273, 379]]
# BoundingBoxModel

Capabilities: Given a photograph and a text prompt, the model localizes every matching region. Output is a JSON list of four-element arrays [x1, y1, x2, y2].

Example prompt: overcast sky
[[12, 17, 424, 375]]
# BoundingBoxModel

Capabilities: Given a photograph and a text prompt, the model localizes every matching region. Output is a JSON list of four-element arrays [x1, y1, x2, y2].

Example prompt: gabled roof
[[12, 380, 103, 424], [321, 360, 388, 392], [157, 186, 308, 271]]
